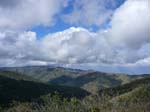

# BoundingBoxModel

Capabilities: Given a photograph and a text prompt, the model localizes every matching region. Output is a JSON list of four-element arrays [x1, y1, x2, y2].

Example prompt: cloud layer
[[0, 0, 67, 30], [0, 0, 149, 74], [63, 0, 115, 26], [109, 0, 150, 49]]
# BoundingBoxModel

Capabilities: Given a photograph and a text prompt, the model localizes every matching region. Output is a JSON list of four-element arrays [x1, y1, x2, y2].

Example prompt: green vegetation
[[1, 86, 150, 112], [0, 71, 35, 81], [4, 66, 149, 93], [0, 74, 89, 107], [0, 67, 150, 112], [117, 84, 150, 103], [98, 77, 150, 97]]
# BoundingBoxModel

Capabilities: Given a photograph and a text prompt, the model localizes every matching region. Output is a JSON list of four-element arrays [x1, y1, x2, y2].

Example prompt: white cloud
[[0, 0, 149, 74], [0, 27, 117, 66], [0, 31, 37, 62], [134, 57, 150, 66], [63, 0, 115, 26], [40, 27, 116, 64], [0, 0, 67, 30], [109, 0, 150, 49], [0, 26, 149, 67]]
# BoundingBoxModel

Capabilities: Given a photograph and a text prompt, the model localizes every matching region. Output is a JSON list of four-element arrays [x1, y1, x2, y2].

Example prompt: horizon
[[1, 64, 150, 75]]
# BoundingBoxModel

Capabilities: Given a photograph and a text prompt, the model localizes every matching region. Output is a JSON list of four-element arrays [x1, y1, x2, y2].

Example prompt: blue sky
[[0, 0, 149, 74], [31, 0, 126, 39]]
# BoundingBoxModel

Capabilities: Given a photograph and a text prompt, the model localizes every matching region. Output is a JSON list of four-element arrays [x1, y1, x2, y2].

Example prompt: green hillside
[[4, 66, 149, 93], [0, 75, 90, 107], [4, 66, 83, 81], [0, 67, 150, 112], [116, 84, 150, 103], [98, 77, 150, 97], [1, 77, 150, 112], [49, 72, 123, 93], [0, 71, 35, 81]]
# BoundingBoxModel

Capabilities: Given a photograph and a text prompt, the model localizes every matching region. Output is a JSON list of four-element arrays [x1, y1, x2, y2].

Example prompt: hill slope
[[3, 66, 149, 93], [1, 77, 150, 112], [0, 71, 35, 81], [0, 74, 90, 106], [117, 84, 150, 103], [3, 66, 83, 81], [98, 77, 150, 98]]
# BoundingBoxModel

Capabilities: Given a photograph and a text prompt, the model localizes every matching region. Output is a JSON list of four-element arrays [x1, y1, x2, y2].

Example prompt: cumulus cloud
[[0, 0, 149, 74], [0, 28, 114, 66], [0, 31, 37, 60], [109, 0, 150, 49], [0, 0, 67, 30], [40, 27, 117, 64], [0, 27, 149, 67], [134, 57, 150, 66], [63, 0, 116, 26]]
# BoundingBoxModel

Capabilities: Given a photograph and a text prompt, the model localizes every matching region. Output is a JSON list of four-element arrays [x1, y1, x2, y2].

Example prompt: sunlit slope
[[3, 66, 150, 93]]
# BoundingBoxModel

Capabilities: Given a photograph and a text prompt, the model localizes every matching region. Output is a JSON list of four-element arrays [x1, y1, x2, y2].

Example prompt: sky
[[0, 0, 150, 74]]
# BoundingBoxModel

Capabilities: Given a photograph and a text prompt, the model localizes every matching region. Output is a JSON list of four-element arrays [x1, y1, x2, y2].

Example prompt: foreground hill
[[1, 77, 150, 112], [116, 84, 150, 103], [0, 74, 90, 106], [2, 66, 149, 93], [98, 77, 150, 99], [0, 67, 150, 112]]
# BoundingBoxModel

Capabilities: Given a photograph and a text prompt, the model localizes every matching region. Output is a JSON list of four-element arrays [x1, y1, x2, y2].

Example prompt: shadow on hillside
[[49, 72, 122, 87], [0, 76, 90, 106]]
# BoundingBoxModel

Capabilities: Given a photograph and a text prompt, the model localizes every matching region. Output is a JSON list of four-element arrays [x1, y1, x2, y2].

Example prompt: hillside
[[1, 77, 150, 112], [3, 66, 83, 81], [0, 71, 35, 81], [98, 77, 150, 97], [0, 75, 90, 107], [116, 84, 150, 103], [3, 66, 149, 93], [49, 72, 124, 93], [0, 67, 150, 112]]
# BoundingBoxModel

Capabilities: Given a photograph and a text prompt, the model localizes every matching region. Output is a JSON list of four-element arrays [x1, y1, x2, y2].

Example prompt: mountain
[[2, 66, 83, 81], [0, 66, 150, 112], [98, 77, 150, 98], [1, 76, 150, 112], [2, 66, 149, 93], [0, 71, 35, 81], [116, 84, 150, 103], [0, 73, 90, 106]]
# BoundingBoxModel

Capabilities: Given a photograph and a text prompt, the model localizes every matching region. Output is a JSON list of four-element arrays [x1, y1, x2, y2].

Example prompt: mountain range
[[2, 66, 149, 93], [0, 66, 150, 112]]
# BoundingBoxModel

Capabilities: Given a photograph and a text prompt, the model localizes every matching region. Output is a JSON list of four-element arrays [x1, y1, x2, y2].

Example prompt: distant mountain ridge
[[1, 66, 149, 93], [0, 70, 35, 81]]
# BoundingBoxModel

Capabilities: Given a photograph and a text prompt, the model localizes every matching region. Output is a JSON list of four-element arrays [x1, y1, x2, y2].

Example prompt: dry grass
[[2, 94, 150, 112]]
